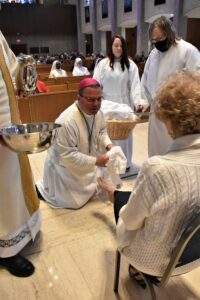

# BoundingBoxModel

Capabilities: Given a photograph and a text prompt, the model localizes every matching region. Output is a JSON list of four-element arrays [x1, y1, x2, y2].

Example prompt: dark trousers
[[113, 191, 131, 223]]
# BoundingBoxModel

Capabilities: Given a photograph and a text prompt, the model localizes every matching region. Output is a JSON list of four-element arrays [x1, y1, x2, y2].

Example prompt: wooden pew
[[48, 84, 68, 92], [37, 72, 50, 80], [18, 90, 77, 123], [43, 75, 91, 85], [67, 82, 79, 90], [36, 59, 94, 75]]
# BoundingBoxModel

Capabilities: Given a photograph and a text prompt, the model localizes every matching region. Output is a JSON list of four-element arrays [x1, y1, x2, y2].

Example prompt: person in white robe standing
[[93, 34, 146, 176], [36, 78, 113, 209], [141, 16, 200, 157], [49, 60, 67, 78], [72, 57, 90, 76], [0, 31, 41, 277]]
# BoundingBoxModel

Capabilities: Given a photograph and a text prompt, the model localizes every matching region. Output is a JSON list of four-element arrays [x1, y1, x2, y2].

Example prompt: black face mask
[[154, 38, 171, 52]]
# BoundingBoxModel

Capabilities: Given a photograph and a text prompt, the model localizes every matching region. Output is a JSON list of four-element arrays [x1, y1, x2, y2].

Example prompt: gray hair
[[149, 16, 180, 45]]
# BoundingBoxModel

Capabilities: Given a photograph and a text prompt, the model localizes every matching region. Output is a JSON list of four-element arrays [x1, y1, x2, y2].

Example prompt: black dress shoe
[[0, 254, 35, 277]]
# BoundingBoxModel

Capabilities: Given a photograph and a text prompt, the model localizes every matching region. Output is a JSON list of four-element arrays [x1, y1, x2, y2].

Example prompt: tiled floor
[[1, 122, 200, 300]]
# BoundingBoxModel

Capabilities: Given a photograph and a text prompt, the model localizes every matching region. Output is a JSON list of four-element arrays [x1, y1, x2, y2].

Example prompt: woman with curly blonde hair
[[155, 70, 200, 138], [99, 70, 200, 282]]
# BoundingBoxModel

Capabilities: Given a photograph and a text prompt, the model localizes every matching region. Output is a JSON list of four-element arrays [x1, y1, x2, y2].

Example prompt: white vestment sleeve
[[129, 62, 144, 109], [85, 67, 90, 75], [98, 113, 112, 148], [54, 124, 96, 172], [93, 60, 102, 84], [185, 46, 200, 71], [49, 71, 54, 78], [0, 31, 18, 77], [141, 57, 153, 105]]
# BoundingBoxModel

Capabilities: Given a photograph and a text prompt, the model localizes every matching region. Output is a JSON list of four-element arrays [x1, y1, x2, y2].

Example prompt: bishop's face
[[78, 87, 102, 115]]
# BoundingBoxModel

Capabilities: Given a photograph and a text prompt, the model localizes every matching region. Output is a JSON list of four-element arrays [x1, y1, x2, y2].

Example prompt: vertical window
[[102, 0, 108, 19], [124, 0, 132, 13], [85, 6, 90, 23], [84, 0, 90, 23]]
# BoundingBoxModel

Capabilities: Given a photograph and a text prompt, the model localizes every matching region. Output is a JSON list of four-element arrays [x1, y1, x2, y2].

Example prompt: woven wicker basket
[[106, 119, 137, 140]]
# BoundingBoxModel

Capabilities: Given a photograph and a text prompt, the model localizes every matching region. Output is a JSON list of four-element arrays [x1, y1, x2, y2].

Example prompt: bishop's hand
[[95, 154, 109, 167]]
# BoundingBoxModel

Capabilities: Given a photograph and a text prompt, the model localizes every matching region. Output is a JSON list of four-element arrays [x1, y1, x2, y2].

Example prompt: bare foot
[[97, 177, 116, 203]]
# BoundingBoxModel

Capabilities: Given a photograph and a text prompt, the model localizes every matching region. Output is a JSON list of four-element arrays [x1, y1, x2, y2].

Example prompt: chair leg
[[143, 276, 157, 300], [113, 250, 121, 293]]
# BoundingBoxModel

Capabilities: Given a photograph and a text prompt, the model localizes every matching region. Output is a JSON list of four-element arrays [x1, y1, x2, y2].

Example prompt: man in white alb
[[37, 78, 113, 209]]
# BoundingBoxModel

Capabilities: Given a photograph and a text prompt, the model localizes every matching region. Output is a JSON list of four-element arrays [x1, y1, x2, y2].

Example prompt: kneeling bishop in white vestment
[[37, 78, 113, 209]]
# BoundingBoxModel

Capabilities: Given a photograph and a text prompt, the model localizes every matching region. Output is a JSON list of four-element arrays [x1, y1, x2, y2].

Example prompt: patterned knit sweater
[[117, 134, 200, 276]]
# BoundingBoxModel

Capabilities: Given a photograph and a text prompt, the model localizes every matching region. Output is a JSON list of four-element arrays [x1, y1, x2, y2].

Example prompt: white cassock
[[49, 60, 68, 78], [37, 102, 111, 209], [72, 58, 90, 76], [141, 39, 200, 157], [93, 57, 144, 169], [0, 31, 41, 258]]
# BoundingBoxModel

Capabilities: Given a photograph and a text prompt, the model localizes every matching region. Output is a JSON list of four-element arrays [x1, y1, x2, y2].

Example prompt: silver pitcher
[[17, 54, 37, 96]]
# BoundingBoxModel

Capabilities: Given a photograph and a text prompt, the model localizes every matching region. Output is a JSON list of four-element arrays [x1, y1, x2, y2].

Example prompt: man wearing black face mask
[[141, 16, 200, 157], [153, 38, 171, 52]]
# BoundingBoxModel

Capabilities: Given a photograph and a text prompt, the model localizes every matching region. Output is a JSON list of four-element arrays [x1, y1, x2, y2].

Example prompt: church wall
[[144, 0, 174, 23], [0, 4, 77, 54]]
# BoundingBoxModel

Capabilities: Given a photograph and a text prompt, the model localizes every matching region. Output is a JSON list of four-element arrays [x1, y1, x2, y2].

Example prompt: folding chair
[[114, 211, 200, 300]]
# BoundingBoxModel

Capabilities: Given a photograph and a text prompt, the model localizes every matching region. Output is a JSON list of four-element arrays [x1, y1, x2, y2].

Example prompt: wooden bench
[[48, 84, 68, 92], [43, 75, 91, 85], [18, 90, 77, 123], [47, 83, 79, 92], [36, 59, 94, 74]]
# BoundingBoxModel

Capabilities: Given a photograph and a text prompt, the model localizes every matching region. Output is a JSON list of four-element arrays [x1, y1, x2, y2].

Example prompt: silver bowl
[[0, 122, 61, 154]]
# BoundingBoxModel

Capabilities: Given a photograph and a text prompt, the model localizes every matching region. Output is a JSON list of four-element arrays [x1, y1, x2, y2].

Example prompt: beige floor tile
[[1, 122, 200, 300]]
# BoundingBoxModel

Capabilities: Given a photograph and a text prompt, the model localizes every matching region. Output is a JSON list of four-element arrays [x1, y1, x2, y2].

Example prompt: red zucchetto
[[78, 78, 100, 92]]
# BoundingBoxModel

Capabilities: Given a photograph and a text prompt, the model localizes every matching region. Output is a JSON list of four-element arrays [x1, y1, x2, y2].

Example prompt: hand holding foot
[[97, 177, 116, 203]]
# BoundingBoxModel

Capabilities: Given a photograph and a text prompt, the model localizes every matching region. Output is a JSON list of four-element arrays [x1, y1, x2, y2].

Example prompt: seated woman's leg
[[113, 191, 131, 223]]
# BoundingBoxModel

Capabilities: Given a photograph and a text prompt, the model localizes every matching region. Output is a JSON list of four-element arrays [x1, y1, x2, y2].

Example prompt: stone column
[[136, 0, 149, 56], [120, 27, 126, 39], [76, 0, 86, 55], [91, 0, 101, 54], [110, 0, 118, 36], [173, 0, 187, 39], [100, 31, 107, 55]]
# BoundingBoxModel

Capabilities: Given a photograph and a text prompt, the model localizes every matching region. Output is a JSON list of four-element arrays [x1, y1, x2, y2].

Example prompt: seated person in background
[[36, 78, 113, 209], [98, 70, 200, 279], [49, 60, 67, 78], [72, 57, 90, 76], [36, 79, 49, 93]]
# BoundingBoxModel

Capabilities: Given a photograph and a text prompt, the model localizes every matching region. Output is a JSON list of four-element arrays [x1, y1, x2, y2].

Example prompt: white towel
[[101, 100, 137, 121], [97, 146, 127, 189]]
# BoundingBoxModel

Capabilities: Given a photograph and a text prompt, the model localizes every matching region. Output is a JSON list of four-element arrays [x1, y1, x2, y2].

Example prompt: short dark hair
[[149, 16, 179, 45], [79, 84, 101, 96], [108, 34, 130, 72]]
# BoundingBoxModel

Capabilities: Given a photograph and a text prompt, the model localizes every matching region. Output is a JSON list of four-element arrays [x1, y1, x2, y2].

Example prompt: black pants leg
[[113, 191, 131, 223]]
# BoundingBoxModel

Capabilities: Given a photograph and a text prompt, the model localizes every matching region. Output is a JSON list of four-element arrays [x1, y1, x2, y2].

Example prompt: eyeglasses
[[81, 95, 102, 102]]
